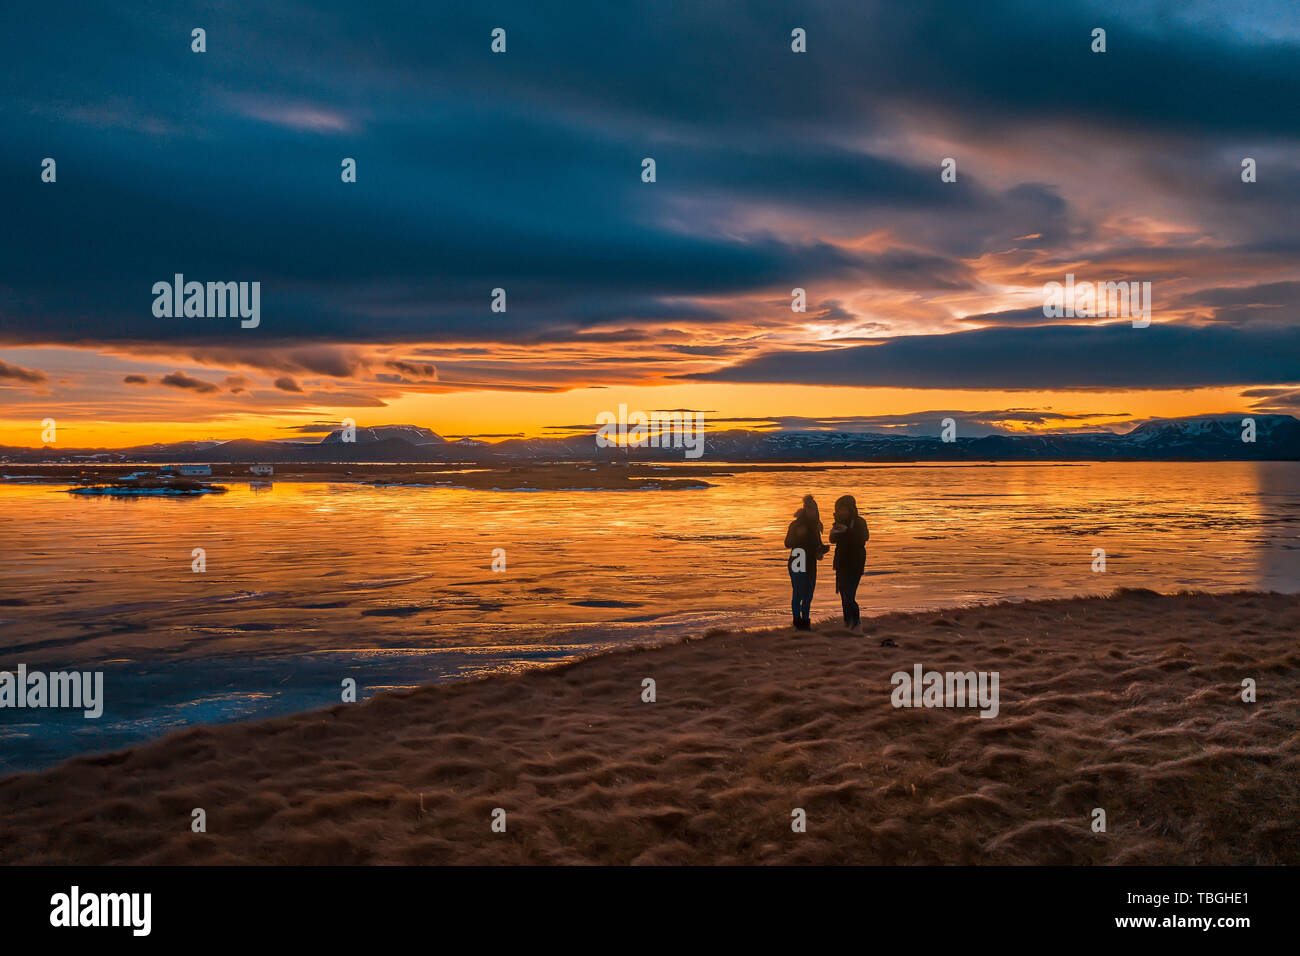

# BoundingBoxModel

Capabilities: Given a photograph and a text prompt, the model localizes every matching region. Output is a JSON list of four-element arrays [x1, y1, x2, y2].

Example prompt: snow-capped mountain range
[[5, 414, 1298, 463]]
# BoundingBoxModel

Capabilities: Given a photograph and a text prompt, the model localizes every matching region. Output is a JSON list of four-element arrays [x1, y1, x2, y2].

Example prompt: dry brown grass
[[1, 589, 1296, 865]]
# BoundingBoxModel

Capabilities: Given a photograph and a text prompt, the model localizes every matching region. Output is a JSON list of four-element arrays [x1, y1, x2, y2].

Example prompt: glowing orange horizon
[[0, 382, 1267, 448]]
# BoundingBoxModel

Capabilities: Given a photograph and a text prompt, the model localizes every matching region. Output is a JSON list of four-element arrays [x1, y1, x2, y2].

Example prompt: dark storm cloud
[[1168, 281, 1300, 326], [445, 433, 525, 439], [956, 309, 1065, 327], [688, 323, 1300, 390], [712, 410, 1122, 429], [1183, 282, 1300, 309], [0, 360, 47, 384], [0, 0, 1298, 377], [705, 409, 1130, 436], [159, 370, 219, 393], [1242, 386, 1300, 414], [0, 130, 881, 345], [280, 421, 345, 435]]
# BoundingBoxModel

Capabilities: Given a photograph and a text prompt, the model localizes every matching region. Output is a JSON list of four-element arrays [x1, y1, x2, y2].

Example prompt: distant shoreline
[[0, 458, 1277, 495], [0, 460, 1096, 493]]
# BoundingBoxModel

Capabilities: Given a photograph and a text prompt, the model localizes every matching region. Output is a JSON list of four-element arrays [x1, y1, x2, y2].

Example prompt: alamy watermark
[[890, 664, 999, 718], [0, 664, 103, 718], [152, 274, 260, 328], [595, 404, 705, 459], [1043, 273, 1151, 328], [50, 886, 150, 936]]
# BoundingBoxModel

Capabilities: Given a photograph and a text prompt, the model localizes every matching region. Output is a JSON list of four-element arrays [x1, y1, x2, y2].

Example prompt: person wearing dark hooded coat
[[784, 494, 829, 630], [829, 494, 869, 629]]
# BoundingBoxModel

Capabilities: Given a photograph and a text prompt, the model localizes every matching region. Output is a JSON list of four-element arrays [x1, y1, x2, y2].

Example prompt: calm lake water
[[2, 460, 1298, 771]]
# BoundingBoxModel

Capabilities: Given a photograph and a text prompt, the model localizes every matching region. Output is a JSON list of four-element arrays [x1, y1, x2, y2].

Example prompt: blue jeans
[[790, 564, 816, 619]]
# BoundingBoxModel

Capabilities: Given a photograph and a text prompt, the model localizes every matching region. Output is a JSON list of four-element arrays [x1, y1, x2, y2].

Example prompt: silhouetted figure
[[829, 494, 869, 629], [785, 494, 829, 630]]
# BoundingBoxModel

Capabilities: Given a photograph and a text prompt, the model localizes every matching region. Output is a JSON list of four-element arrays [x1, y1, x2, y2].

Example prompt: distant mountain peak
[[1125, 413, 1294, 444], [319, 424, 445, 445]]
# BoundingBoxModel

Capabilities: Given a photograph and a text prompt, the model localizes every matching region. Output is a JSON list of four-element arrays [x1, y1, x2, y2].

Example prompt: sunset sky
[[3, 0, 1300, 447]]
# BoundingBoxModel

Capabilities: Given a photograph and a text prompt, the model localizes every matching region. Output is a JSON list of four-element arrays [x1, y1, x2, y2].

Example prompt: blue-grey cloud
[[1, 0, 1298, 386], [688, 323, 1300, 389]]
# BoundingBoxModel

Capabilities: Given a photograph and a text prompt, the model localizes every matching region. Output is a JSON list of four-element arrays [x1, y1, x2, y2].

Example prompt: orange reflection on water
[[1, 461, 1297, 670]]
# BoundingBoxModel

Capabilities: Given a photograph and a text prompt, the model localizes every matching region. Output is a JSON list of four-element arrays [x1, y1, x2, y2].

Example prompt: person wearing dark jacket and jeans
[[829, 494, 869, 629], [784, 495, 829, 630]]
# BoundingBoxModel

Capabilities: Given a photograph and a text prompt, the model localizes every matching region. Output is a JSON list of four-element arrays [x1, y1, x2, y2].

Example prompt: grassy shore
[[1, 589, 1296, 865]]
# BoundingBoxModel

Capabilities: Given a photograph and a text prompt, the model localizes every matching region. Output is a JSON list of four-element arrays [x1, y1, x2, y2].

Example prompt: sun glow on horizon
[[0, 381, 1269, 448]]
